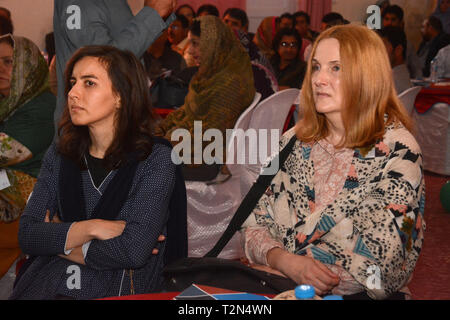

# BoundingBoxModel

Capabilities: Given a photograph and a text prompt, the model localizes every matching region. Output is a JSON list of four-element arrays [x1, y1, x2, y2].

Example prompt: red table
[[415, 84, 450, 114], [153, 108, 176, 119]]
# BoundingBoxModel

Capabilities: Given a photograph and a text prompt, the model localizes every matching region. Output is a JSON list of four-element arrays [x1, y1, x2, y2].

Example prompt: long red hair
[[297, 25, 413, 148]]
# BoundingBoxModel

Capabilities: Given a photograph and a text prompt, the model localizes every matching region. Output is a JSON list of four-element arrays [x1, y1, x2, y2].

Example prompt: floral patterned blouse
[[241, 124, 425, 299]]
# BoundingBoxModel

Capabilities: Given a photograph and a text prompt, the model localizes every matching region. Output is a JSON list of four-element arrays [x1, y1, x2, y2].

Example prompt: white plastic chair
[[240, 88, 301, 198], [185, 92, 262, 259], [412, 102, 450, 175], [398, 86, 422, 115]]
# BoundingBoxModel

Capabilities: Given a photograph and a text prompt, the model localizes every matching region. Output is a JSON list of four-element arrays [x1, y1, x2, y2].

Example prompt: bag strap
[[205, 135, 298, 257]]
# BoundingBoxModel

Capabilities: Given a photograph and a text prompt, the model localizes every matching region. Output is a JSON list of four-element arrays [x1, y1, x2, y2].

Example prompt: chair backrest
[[248, 88, 300, 159], [398, 86, 422, 114], [225, 92, 262, 176], [233, 89, 300, 197]]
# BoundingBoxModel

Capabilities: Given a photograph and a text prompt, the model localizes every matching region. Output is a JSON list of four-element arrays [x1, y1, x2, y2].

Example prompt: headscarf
[[0, 34, 49, 122], [156, 15, 255, 162], [433, 0, 450, 34], [253, 17, 279, 60]]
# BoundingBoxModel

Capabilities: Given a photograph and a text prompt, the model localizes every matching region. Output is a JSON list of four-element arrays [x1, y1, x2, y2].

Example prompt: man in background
[[418, 16, 450, 77], [379, 26, 412, 94], [382, 4, 422, 79], [53, 0, 176, 128]]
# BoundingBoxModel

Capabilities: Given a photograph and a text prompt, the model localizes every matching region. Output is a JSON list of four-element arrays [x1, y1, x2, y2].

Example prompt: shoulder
[[279, 127, 300, 150], [40, 143, 61, 172], [141, 139, 176, 172], [384, 124, 421, 156]]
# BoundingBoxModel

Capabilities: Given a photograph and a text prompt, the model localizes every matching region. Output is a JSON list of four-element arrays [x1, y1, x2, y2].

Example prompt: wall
[[0, 0, 53, 51]]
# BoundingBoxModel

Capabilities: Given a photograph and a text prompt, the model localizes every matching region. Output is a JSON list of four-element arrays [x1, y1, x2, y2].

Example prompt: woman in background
[[271, 28, 307, 90], [0, 34, 55, 280], [155, 16, 255, 180]]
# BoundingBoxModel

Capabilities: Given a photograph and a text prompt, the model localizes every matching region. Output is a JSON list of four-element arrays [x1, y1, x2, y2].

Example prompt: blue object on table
[[295, 285, 315, 300]]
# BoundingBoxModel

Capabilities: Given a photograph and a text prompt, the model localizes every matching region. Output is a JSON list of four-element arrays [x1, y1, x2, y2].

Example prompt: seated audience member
[[0, 35, 55, 280], [419, 15, 450, 77], [382, 5, 422, 78], [143, 31, 187, 108], [382, 5, 405, 29], [223, 7, 249, 33], [0, 15, 12, 35], [320, 12, 346, 32], [176, 4, 196, 26], [197, 4, 219, 17], [293, 11, 318, 61], [143, 31, 186, 82], [271, 28, 306, 90], [294, 11, 319, 42], [234, 29, 278, 100], [279, 13, 294, 30], [435, 44, 450, 78], [378, 26, 412, 94], [155, 16, 255, 180], [253, 16, 279, 60], [223, 8, 255, 44], [303, 13, 348, 61], [10, 45, 184, 299], [168, 14, 190, 56], [241, 25, 425, 300], [432, 0, 450, 34], [417, 19, 432, 71]]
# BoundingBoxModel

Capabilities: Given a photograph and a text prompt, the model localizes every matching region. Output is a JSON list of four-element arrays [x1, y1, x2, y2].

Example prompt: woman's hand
[[267, 248, 340, 296], [91, 219, 126, 241]]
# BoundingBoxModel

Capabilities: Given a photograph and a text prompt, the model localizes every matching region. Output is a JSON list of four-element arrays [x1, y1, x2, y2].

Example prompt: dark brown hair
[[57, 45, 155, 169]]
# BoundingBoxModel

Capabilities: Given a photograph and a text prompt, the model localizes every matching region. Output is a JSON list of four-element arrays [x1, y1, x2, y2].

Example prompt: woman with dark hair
[[10, 45, 186, 299], [271, 28, 307, 90]]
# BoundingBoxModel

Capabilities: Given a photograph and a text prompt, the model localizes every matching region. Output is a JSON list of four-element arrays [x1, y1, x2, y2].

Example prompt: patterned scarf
[[0, 34, 49, 122], [0, 35, 49, 222], [253, 16, 279, 60], [157, 16, 255, 162]]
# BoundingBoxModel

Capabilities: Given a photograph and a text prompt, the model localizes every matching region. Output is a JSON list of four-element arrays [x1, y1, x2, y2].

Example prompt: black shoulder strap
[[205, 135, 298, 257]]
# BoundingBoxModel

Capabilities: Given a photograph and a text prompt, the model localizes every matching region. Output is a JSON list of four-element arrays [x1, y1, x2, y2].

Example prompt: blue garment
[[10, 143, 176, 299], [53, 0, 175, 127]]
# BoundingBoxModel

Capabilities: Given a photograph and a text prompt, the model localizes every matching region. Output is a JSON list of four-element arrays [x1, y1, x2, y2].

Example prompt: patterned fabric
[[242, 123, 426, 300], [0, 35, 49, 122], [10, 143, 176, 299], [0, 35, 50, 223], [155, 16, 255, 163], [0, 170, 36, 223]]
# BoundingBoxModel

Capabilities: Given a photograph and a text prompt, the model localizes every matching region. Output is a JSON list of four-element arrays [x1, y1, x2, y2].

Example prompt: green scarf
[[157, 16, 255, 158], [0, 34, 49, 122]]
